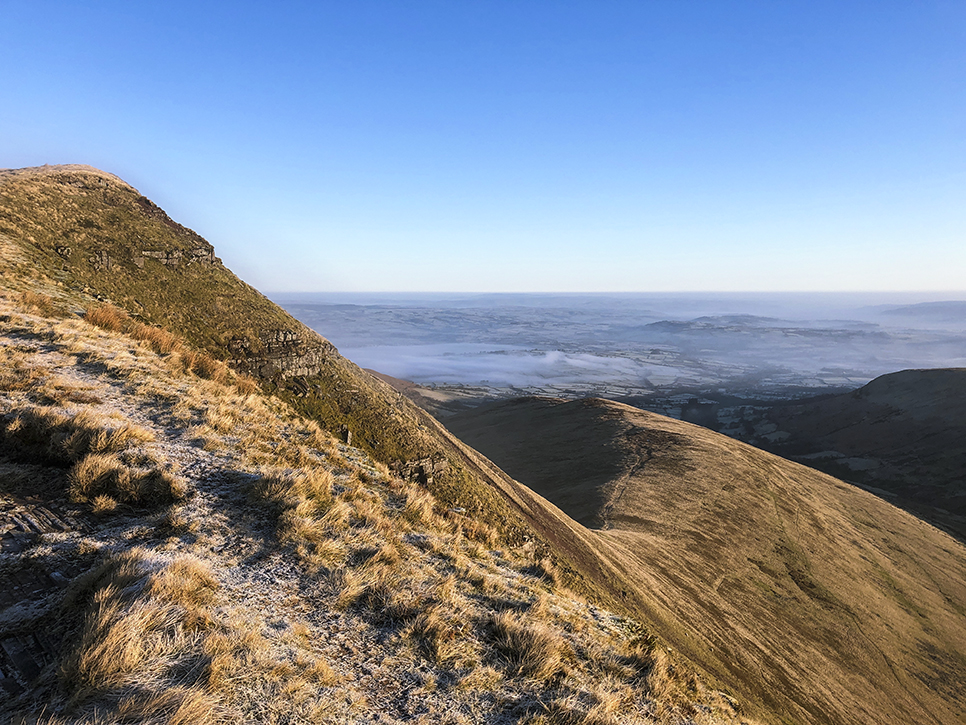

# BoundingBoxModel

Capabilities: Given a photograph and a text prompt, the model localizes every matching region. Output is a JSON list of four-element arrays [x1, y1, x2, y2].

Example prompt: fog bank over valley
[[276, 292, 966, 405]]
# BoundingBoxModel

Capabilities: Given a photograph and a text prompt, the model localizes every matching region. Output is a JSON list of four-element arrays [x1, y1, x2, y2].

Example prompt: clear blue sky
[[3, 1, 964, 293]]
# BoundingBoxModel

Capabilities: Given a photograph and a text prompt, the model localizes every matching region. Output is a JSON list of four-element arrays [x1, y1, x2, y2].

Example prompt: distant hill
[[741, 368, 966, 539], [881, 300, 966, 322], [448, 397, 966, 725]]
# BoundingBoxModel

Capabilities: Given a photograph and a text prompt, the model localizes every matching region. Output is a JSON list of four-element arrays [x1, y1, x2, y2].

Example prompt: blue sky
[[2, 1, 964, 293]]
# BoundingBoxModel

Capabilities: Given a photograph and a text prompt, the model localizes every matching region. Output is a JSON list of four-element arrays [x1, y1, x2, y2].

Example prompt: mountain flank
[[734, 368, 966, 540], [448, 396, 966, 725], [0, 164, 574, 548], [0, 294, 754, 723], [1, 164, 762, 723]]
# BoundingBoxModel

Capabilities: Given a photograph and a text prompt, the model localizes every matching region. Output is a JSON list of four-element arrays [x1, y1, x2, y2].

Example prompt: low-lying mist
[[274, 292, 966, 400]]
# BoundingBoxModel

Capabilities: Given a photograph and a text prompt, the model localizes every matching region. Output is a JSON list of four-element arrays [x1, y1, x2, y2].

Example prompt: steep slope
[[0, 296, 756, 724], [1, 165, 760, 717], [739, 369, 966, 539], [7, 164, 965, 725], [0, 165, 559, 544], [448, 397, 966, 725]]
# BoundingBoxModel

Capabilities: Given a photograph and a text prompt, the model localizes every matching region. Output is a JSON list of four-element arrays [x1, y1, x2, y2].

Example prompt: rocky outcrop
[[392, 456, 451, 485], [229, 329, 337, 380], [133, 247, 216, 268], [85, 245, 217, 272], [88, 250, 114, 271]]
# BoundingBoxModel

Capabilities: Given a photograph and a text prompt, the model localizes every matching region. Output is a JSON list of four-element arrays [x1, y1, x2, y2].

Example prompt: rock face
[[229, 330, 337, 380], [135, 247, 217, 268], [392, 456, 451, 485]]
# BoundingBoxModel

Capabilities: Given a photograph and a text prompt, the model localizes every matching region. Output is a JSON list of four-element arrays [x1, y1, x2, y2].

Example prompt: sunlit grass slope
[[448, 396, 966, 725], [10, 163, 961, 725], [0, 164, 567, 553], [748, 368, 966, 540], [0, 292, 753, 724]]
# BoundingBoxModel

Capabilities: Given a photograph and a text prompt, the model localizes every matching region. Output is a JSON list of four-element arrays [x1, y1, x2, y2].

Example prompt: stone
[[89, 249, 112, 271]]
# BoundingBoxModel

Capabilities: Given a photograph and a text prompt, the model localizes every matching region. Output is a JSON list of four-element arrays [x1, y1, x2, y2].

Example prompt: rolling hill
[[448, 397, 966, 725], [734, 369, 966, 541]]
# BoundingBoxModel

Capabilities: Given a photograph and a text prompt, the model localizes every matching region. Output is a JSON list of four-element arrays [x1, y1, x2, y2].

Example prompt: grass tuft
[[69, 453, 187, 509], [1, 405, 155, 466], [54, 551, 231, 723], [16, 289, 59, 316], [486, 610, 567, 681]]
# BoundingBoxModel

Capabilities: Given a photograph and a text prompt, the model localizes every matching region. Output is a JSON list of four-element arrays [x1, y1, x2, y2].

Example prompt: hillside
[[0, 164, 762, 722], [0, 294, 758, 723], [448, 397, 966, 725], [0, 164, 596, 563], [733, 369, 966, 540]]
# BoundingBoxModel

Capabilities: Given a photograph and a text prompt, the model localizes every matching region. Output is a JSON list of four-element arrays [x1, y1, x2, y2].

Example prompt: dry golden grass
[[33, 546, 321, 725], [33, 375, 104, 405], [54, 552, 228, 722], [84, 303, 249, 392], [233, 375, 259, 396], [190, 352, 229, 384], [148, 556, 219, 609], [456, 664, 502, 692], [487, 609, 567, 681], [408, 603, 479, 669], [130, 323, 181, 355], [0, 343, 50, 392], [69, 453, 187, 509], [449, 396, 966, 725], [16, 289, 59, 316], [0, 285, 759, 725], [0, 404, 155, 466], [83, 304, 130, 332], [90, 494, 119, 516], [250, 467, 334, 513], [402, 485, 437, 526]]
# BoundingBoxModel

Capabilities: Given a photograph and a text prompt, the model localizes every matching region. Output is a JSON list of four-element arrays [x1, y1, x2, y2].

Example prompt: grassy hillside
[[1, 164, 765, 720], [7, 163, 964, 725], [738, 369, 966, 540], [0, 165, 563, 550], [448, 397, 966, 725], [0, 293, 757, 723]]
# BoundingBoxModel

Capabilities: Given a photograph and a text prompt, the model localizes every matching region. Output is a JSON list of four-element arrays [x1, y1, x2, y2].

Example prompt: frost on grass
[[0, 295, 757, 725]]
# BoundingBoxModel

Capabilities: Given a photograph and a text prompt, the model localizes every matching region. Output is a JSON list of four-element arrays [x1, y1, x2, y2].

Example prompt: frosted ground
[[276, 292, 966, 403]]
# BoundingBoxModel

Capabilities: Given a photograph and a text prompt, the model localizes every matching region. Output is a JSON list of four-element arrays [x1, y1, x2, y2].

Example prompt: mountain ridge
[[734, 368, 966, 540]]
